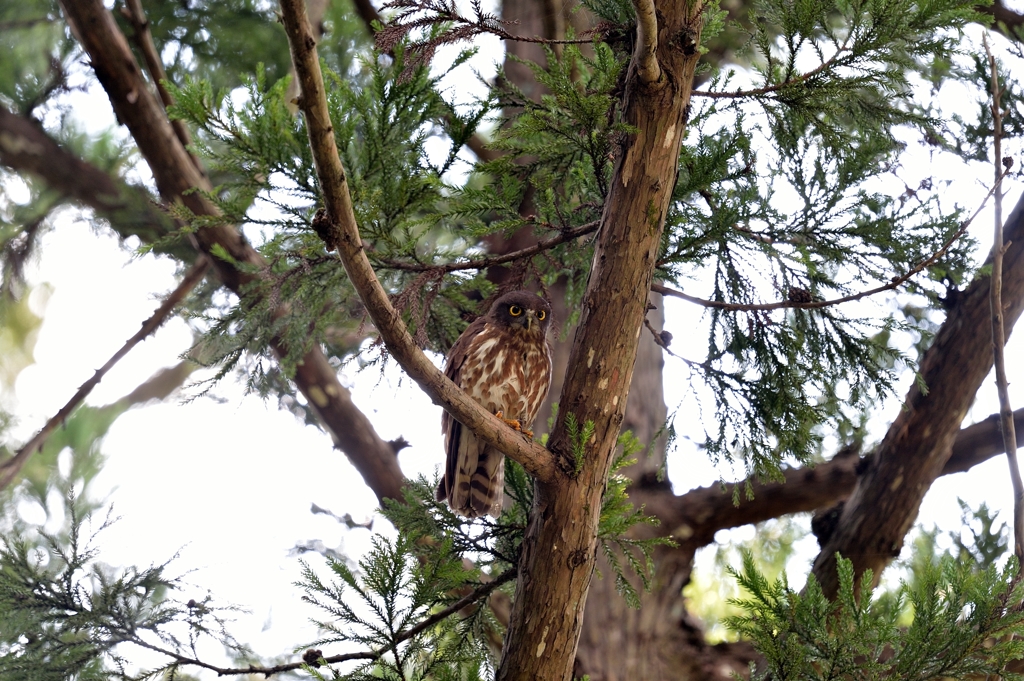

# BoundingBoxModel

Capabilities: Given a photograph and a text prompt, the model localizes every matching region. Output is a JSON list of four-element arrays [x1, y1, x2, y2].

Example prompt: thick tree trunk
[[811, 191, 1024, 597], [495, 3, 705, 676]]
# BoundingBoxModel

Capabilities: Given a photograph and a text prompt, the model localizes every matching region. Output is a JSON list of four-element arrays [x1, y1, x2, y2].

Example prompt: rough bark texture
[[494, 3, 705, 676], [812, 190, 1024, 597], [55, 0, 407, 505]]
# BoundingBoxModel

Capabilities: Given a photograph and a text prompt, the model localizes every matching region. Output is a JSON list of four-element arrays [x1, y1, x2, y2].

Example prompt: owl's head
[[489, 290, 552, 338]]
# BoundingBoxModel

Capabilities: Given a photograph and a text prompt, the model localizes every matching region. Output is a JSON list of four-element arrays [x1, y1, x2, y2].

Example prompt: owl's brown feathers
[[437, 291, 553, 518]]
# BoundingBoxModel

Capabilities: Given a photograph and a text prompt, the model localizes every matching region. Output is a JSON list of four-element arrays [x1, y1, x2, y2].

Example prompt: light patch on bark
[[587, 347, 595, 368], [663, 124, 676, 148], [889, 474, 903, 491], [308, 385, 329, 407], [324, 383, 338, 397], [535, 625, 550, 657], [0, 131, 45, 155], [598, 378, 609, 389]]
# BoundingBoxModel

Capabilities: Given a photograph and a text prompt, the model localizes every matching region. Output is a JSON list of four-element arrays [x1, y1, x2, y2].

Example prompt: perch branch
[[0, 259, 210, 490], [279, 0, 559, 483]]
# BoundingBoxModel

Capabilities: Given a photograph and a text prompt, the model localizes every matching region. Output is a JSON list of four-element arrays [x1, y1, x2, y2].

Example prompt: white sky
[[6, 18, 1024, 677]]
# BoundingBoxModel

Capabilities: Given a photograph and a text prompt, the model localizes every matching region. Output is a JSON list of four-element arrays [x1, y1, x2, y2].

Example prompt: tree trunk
[[811, 191, 1024, 597], [495, 3, 706, 675]]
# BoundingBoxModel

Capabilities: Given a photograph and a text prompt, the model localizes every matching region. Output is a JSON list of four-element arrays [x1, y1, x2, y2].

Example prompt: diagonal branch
[[0, 259, 210, 490], [119, 0, 199, 170], [56, 0, 407, 504], [279, 0, 559, 484], [810, 188, 1024, 598]]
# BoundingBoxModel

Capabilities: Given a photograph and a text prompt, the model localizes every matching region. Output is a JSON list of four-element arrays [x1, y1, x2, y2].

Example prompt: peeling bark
[[495, 3, 705, 676]]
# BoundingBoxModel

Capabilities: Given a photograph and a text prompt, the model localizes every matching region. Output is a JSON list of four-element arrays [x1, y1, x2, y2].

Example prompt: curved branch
[[644, 407, 1024, 555], [279, 0, 559, 484], [0, 259, 210, 490], [632, 0, 661, 83]]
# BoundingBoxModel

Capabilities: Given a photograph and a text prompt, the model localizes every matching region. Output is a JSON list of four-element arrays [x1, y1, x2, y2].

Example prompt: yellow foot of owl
[[494, 411, 533, 439]]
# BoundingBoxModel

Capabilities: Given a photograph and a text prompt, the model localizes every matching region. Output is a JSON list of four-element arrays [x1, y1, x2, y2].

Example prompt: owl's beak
[[525, 310, 537, 331]]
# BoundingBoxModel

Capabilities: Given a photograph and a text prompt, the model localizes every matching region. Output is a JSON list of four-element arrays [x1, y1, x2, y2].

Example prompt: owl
[[436, 291, 553, 518]]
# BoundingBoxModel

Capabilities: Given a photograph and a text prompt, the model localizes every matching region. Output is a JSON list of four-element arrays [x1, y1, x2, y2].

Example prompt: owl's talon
[[494, 411, 523, 432], [522, 428, 534, 439]]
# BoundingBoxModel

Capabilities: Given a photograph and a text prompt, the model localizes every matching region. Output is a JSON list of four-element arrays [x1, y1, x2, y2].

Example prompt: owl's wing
[[438, 317, 500, 517]]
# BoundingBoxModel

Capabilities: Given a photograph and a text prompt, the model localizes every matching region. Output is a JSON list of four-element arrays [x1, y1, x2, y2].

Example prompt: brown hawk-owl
[[436, 291, 553, 518]]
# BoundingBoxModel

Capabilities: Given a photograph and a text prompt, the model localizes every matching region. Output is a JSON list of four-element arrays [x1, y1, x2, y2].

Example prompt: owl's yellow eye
[[509, 305, 523, 316], [537, 310, 547, 321]]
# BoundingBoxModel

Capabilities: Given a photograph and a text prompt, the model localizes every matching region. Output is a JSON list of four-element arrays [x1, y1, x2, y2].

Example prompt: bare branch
[[984, 35, 1023, 563], [0, 259, 210, 491], [126, 570, 515, 677], [642, 407, 1024, 558], [279, 0, 559, 484], [632, 0, 661, 83], [379, 220, 598, 273], [652, 178, 1005, 313], [119, 0, 198, 168]]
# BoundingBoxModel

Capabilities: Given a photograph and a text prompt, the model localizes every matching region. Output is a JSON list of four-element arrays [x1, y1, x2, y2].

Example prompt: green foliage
[[297, 532, 497, 680], [0, 495, 244, 681], [950, 498, 1009, 566], [564, 412, 595, 476], [654, 0, 985, 478], [596, 432, 676, 609], [684, 516, 807, 642], [726, 552, 1024, 680], [0, 0, 76, 114]]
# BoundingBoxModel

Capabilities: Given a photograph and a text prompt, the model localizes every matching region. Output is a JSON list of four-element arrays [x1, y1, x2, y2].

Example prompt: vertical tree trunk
[[495, 2, 706, 675]]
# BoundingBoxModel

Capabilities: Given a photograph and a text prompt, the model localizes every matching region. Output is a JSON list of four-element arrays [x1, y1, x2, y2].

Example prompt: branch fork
[[632, 0, 662, 84]]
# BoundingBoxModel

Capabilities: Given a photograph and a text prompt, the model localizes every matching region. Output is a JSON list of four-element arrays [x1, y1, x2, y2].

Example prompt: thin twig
[[128, 570, 515, 677], [631, 0, 661, 84], [379, 220, 599, 273], [653, 176, 1007, 312], [691, 48, 847, 100], [0, 259, 210, 491], [119, 0, 200, 170], [984, 35, 1023, 565]]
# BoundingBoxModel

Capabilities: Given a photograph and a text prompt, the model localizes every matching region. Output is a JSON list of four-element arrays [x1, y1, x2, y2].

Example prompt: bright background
[[5, 19, 1024, 674]]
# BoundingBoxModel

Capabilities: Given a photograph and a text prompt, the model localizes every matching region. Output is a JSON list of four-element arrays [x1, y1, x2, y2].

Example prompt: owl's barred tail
[[469, 452, 504, 518]]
